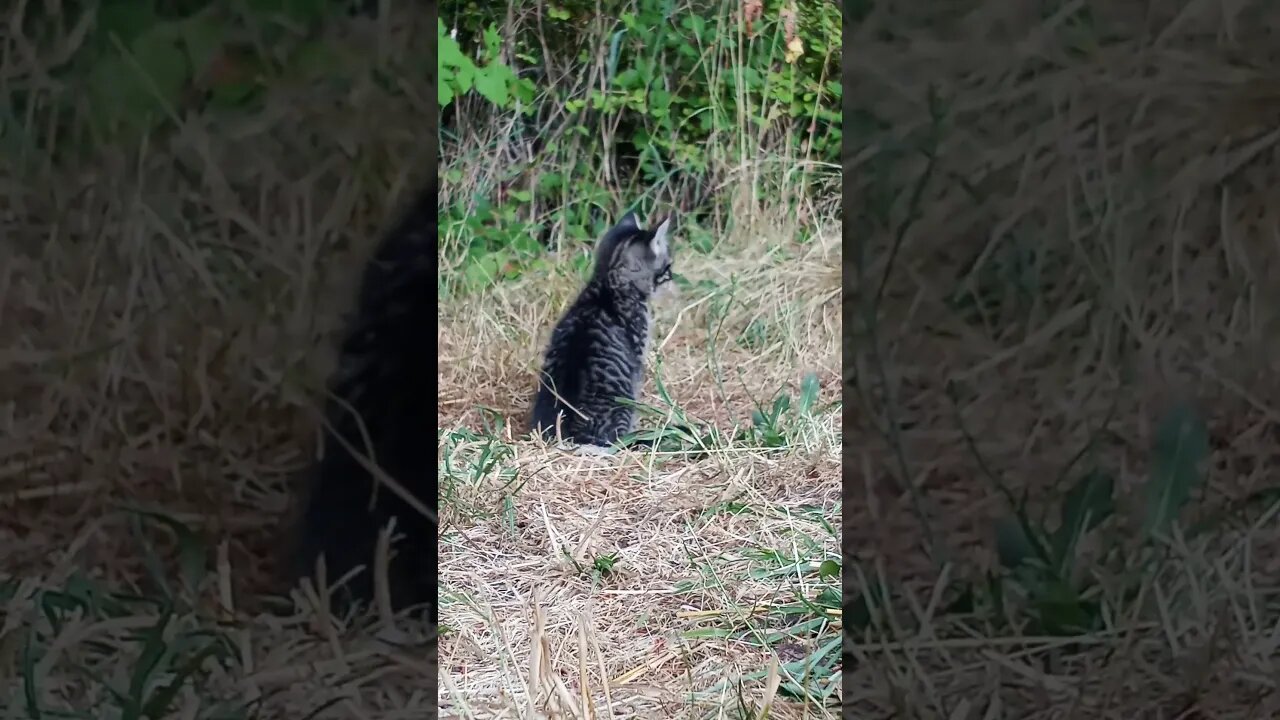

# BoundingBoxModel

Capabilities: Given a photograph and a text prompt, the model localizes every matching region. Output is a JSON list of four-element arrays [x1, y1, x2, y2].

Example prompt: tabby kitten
[[292, 185, 436, 620], [531, 212, 674, 448]]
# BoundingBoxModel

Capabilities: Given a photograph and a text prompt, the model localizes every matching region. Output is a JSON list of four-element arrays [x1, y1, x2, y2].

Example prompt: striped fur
[[531, 212, 674, 447]]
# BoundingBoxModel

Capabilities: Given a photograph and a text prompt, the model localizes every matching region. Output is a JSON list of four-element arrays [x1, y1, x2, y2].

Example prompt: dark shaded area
[[844, 0, 1280, 714], [292, 183, 439, 624]]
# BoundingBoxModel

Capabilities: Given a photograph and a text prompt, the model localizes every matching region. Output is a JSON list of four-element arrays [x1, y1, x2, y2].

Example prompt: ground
[[437, 200, 842, 717], [844, 3, 1280, 717]]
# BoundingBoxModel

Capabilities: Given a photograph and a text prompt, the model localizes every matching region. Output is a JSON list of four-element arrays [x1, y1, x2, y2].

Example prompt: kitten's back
[[292, 185, 437, 619], [530, 213, 673, 446]]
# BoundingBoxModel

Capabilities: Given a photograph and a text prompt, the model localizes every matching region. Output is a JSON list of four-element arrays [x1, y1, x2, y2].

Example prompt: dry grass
[[1, 10, 447, 719], [847, 2, 1280, 717], [436, 186, 842, 718]]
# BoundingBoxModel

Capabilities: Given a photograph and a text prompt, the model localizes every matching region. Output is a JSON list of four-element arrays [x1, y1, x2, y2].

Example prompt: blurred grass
[[2, 2, 436, 717], [845, 1, 1280, 716]]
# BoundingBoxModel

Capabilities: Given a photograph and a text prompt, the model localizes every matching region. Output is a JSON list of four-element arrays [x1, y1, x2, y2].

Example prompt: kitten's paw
[[572, 444, 617, 457]]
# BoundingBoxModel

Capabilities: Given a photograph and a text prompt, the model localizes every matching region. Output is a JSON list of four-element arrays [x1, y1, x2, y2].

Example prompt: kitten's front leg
[[607, 405, 641, 448]]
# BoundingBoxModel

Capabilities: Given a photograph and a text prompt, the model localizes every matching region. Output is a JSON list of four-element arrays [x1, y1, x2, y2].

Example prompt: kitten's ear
[[650, 215, 673, 255], [616, 212, 639, 231]]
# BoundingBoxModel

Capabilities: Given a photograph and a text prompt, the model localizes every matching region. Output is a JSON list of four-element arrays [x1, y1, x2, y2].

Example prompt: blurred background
[[2, 1, 434, 716], [846, 2, 1280, 716]]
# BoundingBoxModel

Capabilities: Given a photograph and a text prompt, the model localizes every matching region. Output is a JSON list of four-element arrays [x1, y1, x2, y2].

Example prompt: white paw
[[572, 444, 616, 457]]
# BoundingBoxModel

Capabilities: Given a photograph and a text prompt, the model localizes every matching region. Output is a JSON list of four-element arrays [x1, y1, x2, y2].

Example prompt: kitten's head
[[594, 211, 674, 297]]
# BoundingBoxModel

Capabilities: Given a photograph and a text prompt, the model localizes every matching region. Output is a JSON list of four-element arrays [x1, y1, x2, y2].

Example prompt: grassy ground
[[435, 5, 843, 717], [846, 3, 1280, 717], [436, 185, 841, 717], [1, 8, 442, 719]]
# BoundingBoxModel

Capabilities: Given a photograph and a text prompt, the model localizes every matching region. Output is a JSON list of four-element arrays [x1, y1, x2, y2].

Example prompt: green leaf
[[462, 252, 501, 290], [129, 28, 190, 110], [1032, 579, 1096, 635], [482, 24, 503, 62], [438, 21, 470, 70], [817, 559, 840, 579], [128, 508, 208, 596], [514, 77, 536, 105], [995, 516, 1036, 570], [1144, 402, 1208, 537], [613, 68, 641, 89], [798, 372, 820, 415], [142, 640, 229, 718], [128, 612, 174, 706], [210, 77, 258, 108], [770, 393, 791, 420], [88, 26, 190, 137], [439, 81, 454, 107], [179, 12, 226, 74], [473, 68, 509, 107], [537, 173, 563, 192], [1051, 470, 1114, 569], [97, 0, 158, 47], [453, 62, 475, 93], [683, 15, 707, 36]]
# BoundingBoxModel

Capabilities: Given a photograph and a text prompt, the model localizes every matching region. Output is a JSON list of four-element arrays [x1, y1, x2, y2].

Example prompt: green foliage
[[438, 425, 525, 524], [1143, 401, 1209, 537], [742, 372, 824, 450], [4, 0, 406, 159], [445, 0, 840, 160], [438, 19, 534, 109], [439, 0, 840, 297], [8, 509, 247, 719], [591, 552, 620, 575], [991, 469, 1116, 636], [617, 359, 730, 454], [1052, 469, 1115, 568], [437, 187, 557, 297], [615, 368, 834, 457], [948, 402, 1214, 638], [690, 530, 841, 705]]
